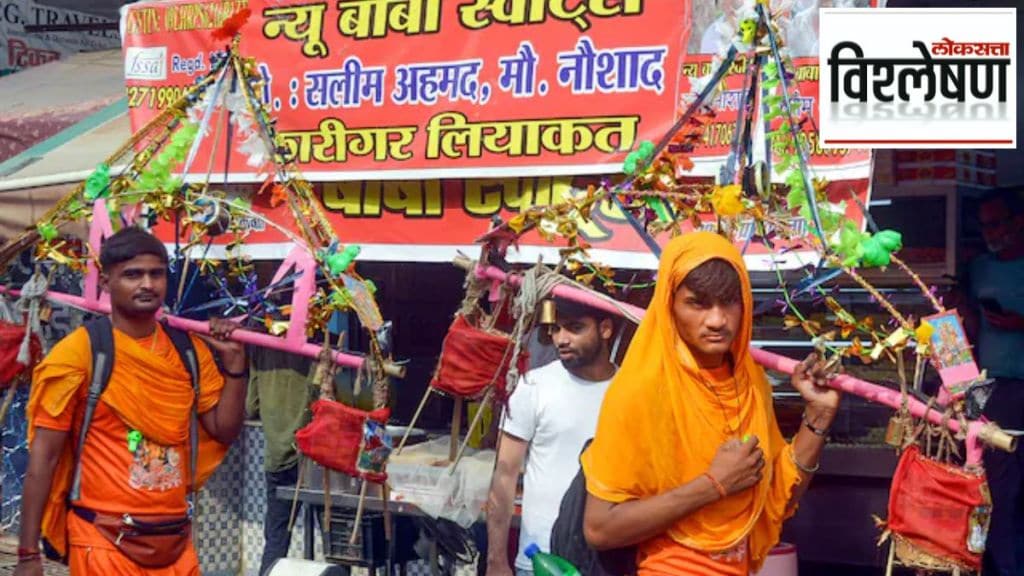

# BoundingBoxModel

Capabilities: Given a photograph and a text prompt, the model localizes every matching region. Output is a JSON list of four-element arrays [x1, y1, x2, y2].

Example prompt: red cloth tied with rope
[[295, 400, 391, 482], [887, 445, 989, 572], [0, 319, 40, 387], [429, 314, 515, 402]]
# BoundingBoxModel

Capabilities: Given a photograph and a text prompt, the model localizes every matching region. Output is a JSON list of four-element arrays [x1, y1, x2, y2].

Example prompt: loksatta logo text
[[819, 8, 1016, 149]]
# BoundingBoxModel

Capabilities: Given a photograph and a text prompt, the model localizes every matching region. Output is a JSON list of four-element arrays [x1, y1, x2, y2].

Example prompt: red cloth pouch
[[0, 320, 39, 387], [887, 445, 990, 571], [430, 314, 513, 401], [295, 399, 391, 482]]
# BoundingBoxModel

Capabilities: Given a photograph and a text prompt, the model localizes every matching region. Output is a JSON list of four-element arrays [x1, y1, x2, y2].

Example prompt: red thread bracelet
[[17, 548, 41, 563], [703, 472, 728, 500]]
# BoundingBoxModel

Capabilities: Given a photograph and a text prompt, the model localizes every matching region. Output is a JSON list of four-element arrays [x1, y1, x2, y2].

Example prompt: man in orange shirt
[[14, 227, 248, 576], [582, 232, 840, 575]]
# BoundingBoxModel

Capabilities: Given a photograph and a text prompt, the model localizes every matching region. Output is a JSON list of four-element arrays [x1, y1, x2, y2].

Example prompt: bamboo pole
[[449, 388, 494, 474], [349, 480, 369, 545], [448, 398, 464, 463], [395, 387, 433, 454]]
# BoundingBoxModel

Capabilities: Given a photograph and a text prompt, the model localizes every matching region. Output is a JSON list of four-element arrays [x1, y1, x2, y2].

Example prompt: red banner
[[135, 0, 879, 270], [122, 0, 690, 181]]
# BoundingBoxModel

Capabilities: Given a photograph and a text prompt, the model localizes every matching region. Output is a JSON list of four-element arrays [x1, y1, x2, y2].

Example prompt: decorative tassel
[[211, 8, 251, 41]]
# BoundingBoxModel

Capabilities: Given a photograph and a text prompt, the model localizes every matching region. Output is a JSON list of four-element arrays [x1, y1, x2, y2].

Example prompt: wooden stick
[[449, 389, 494, 475], [323, 466, 332, 543], [0, 232, 40, 274], [884, 542, 895, 576], [316, 331, 336, 400], [891, 254, 944, 314], [448, 397, 463, 464], [0, 383, 18, 428], [396, 387, 433, 454], [382, 482, 393, 542], [287, 457, 307, 533], [350, 480, 368, 545], [382, 482, 394, 576]]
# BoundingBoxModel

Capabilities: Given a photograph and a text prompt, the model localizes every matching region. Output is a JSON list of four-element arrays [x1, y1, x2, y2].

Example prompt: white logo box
[[819, 8, 1016, 149], [124, 46, 168, 81]]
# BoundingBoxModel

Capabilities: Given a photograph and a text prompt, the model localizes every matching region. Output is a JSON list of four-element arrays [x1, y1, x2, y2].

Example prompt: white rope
[[15, 271, 48, 365], [504, 265, 561, 396], [0, 293, 17, 323]]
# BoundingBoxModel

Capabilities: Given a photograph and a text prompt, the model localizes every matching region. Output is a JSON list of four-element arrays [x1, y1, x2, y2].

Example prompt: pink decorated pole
[[51, 202, 402, 377], [0, 286, 404, 378], [749, 348, 997, 464], [83, 199, 114, 310], [466, 261, 1015, 462], [267, 245, 318, 350]]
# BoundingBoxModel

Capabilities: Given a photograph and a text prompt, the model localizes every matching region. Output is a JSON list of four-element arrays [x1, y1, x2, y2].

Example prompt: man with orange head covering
[[582, 232, 840, 575], [14, 227, 247, 576]]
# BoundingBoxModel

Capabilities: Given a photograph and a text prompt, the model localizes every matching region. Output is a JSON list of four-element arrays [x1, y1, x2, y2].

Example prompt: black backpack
[[44, 316, 201, 562], [550, 440, 637, 575]]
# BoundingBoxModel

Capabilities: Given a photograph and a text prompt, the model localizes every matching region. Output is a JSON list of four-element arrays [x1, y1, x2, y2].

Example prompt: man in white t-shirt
[[485, 299, 617, 576]]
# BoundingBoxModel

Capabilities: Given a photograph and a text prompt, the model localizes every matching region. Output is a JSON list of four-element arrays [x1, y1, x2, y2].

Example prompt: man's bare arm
[[18, 428, 68, 551], [199, 373, 247, 444], [583, 478, 719, 550], [197, 320, 248, 445], [786, 410, 831, 509], [785, 353, 842, 510], [485, 432, 528, 575], [584, 438, 764, 550]]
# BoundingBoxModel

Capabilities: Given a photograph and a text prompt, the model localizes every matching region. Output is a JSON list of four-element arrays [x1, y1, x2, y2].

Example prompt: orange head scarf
[[582, 232, 800, 570]]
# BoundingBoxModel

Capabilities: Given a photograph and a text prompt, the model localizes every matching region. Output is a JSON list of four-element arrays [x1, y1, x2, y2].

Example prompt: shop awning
[[0, 98, 127, 241], [0, 49, 125, 165], [0, 48, 129, 241]]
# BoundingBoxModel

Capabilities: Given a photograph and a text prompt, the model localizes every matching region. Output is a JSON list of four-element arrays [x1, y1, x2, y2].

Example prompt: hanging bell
[[38, 303, 53, 324], [539, 298, 557, 327], [537, 298, 558, 344], [885, 415, 908, 448]]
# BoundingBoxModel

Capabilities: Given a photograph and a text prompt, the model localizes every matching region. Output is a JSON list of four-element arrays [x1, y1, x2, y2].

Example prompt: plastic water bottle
[[524, 543, 581, 576]]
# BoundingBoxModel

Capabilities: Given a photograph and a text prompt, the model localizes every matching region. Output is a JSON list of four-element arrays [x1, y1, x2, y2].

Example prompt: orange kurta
[[582, 232, 802, 575], [29, 324, 229, 573]]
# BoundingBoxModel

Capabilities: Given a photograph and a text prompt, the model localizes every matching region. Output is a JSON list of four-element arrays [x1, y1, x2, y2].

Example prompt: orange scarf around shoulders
[[28, 325, 229, 557], [582, 232, 801, 572]]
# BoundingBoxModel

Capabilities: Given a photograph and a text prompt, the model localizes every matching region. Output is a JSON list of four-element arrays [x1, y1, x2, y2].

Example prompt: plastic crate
[[322, 509, 387, 565]]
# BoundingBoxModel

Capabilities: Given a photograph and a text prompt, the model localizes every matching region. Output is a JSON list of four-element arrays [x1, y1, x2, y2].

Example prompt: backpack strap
[[162, 322, 200, 501], [70, 317, 116, 503]]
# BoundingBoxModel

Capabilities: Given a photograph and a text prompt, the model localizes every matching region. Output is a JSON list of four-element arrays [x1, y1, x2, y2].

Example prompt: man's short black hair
[[99, 227, 168, 271], [980, 188, 1024, 216], [681, 258, 742, 306]]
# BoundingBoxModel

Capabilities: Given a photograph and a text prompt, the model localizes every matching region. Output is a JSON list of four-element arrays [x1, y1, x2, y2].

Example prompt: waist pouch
[[73, 506, 191, 568]]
